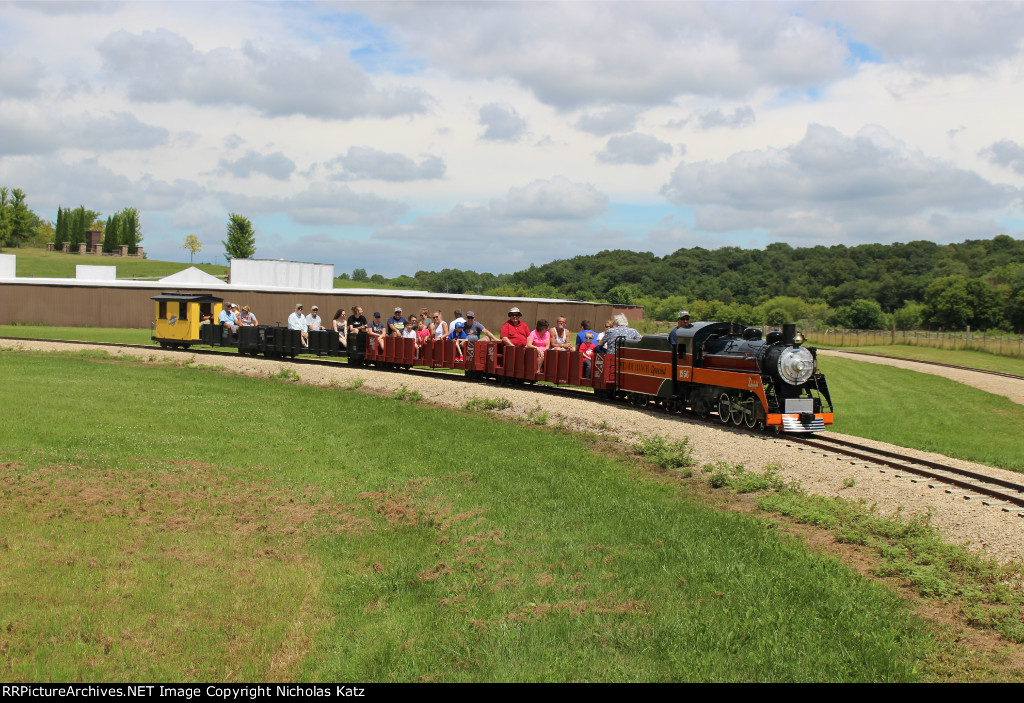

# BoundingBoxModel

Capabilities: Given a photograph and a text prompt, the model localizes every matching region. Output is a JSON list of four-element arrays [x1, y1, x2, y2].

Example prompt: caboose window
[[158, 301, 167, 319], [179, 303, 189, 321]]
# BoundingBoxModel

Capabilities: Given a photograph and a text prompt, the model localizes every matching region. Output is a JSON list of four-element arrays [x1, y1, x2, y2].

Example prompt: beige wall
[[0, 283, 617, 333]]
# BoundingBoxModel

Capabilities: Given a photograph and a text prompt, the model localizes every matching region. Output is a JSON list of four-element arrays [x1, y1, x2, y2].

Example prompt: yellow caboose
[[151, 292, 223, 349]]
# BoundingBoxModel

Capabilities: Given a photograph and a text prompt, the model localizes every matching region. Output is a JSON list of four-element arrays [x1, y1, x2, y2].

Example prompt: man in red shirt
[[500, 306, 531, 346]]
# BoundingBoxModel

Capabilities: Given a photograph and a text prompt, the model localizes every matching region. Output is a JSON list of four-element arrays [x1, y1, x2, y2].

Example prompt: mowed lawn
[[0, 350, 934, 682], [817, 356, 1024, 472]]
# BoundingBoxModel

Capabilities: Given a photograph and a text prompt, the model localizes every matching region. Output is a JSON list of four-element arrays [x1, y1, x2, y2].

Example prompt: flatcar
[[150, 293, 832, 432]]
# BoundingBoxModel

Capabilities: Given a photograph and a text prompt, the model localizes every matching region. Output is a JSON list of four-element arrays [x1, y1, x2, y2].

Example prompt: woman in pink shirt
[[526, 319, 551, 374]]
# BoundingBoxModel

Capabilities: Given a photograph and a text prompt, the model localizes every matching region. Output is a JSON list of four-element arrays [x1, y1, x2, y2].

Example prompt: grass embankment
[[4, 247, 226, 280], [821, 344, 1024, 378], [0, 325, 154, 345], [0, 350, 935, 682], [817, 356, 1024, 472]]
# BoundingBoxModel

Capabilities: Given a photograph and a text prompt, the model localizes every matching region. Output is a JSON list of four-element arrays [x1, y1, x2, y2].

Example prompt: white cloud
[[574, 106, 642, 136], [493, 177, 607, 220], [0, 108, 168, 156], [325, 146, 446, 182], [982, 140, 1024, 176], [218, 150, 296, 180], [366, 3, 851, 109], [0, 52, 46, 99], [695, 106, 755, 131], [96, 28, 431, 120], [663, 123, 1022, 243], [218, 182, 406, 227], [597, 133, 674, 165], [478, 103, 527, 142]]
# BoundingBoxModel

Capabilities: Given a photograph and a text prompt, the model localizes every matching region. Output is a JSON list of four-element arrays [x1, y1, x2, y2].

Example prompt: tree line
[[0, 187, 49, 250], [350, 235, 1024, 332]]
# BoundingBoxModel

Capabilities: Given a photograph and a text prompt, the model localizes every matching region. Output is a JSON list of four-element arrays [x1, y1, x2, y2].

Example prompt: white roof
[[159, 266, 223, 285]]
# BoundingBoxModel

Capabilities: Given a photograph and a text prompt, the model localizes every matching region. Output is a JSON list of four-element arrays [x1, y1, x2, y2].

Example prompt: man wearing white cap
[[668, 310, 692, 346], [306, 305, 323, 331], [500, 306, 531, 346]]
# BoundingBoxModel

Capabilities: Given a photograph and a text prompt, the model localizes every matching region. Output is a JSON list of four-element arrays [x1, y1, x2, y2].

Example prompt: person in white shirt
[[288, 303, 309, 347], [306, 305, 323, 331]]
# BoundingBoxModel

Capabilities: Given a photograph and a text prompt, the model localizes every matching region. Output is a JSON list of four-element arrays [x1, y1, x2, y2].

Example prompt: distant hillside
[[6, 247, 226, 280], [402, 235, 1024, 330]]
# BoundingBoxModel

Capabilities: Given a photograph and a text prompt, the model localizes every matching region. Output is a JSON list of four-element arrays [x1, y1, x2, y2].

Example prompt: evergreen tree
[[0, 188, 10, 250], [223, 213, 256, 260], [9, 189, 32, 247], [70, 206, 86, 247], [116, 207, 140, 252], [102, 215, 118, 252], [53, 207, 66, 249]]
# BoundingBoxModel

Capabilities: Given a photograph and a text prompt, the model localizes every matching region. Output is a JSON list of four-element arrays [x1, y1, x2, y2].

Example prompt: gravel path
[[7, 339, 1024, 564], [819, 349, 1024, 406]]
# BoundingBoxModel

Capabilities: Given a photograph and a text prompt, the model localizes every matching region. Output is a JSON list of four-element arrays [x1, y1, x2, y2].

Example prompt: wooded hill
[[381, 235, 1024, 330]]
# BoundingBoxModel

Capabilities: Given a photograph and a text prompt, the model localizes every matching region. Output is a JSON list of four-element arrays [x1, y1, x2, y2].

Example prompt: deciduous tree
[[183, 233, 202, 263], [223, 213, 256, 260]]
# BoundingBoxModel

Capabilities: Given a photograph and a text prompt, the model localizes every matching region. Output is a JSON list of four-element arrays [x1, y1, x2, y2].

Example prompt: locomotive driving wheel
[[730, 394, 745, 425], [717, 392, 733, 424]]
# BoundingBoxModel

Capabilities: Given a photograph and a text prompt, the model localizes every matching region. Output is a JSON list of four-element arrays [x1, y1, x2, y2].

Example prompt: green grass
[[4, 246, 225, 280], [0, 324, 155, 345], [0, 349, 937, 682], [819, 356, 1024, 472], [820, 344, 1024, 377]]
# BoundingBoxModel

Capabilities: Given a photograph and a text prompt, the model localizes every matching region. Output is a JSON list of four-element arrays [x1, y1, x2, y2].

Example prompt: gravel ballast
[[7, 339, 1024, 564]]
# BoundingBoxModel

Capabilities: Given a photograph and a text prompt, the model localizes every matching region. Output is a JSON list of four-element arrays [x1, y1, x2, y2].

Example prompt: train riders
[[550, 316, 573, 351], [500, 306, 531, 346], [388, 307, 407, 336], [598, 314, 641, 354], [526, 319, 551, 373], [463, 311, 500, 342], [576, 319, 598, 348], [305, 305, 324, 331], [668, 310, 693, 346], [288, 303, 309, 347], [218, 302, 239, 335], [367, 312, 387, 352]]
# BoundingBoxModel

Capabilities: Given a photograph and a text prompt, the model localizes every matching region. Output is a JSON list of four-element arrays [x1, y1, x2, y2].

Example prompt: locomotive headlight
[[777, 346, 815, 385]]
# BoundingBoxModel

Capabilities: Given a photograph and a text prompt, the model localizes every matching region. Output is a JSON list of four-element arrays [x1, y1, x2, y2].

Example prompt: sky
[[2, 0, 1024, 277]]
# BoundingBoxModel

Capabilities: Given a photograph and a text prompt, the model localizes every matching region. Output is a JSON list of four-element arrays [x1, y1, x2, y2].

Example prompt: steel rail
[[790, 434, 1024, 509]]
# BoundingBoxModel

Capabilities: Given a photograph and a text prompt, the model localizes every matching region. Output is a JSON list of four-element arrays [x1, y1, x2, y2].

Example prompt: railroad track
[[785, 433, 1024, 515], [825, 349, 1024, 381]]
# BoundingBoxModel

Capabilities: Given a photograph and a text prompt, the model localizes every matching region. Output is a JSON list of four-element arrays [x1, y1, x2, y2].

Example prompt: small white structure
[[230, 258, 334, 291], [0, 254, 14, 279], [158, 266, 224, 285], [75, 265, 117, 281]]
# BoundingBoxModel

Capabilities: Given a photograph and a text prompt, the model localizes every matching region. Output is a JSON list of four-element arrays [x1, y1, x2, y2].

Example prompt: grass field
[[821, 344, 1024, 377], [4, 246, 411, 290], [0, 324, 155, 345], [817, 355, 1024, 472], [4, 246, 226, 280], [0, 350, 940, 682]]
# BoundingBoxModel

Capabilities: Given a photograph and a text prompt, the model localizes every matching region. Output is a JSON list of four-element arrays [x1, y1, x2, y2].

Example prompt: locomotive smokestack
[[782, 323, 796, 345]]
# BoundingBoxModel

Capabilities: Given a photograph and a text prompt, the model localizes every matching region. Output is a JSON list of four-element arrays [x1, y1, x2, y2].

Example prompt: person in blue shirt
[[668, 311, 692, 346], [576, 319, 597, 347]]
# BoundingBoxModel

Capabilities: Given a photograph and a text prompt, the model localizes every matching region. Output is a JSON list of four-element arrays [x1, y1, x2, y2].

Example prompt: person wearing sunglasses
[[500, 306, 531, 347]]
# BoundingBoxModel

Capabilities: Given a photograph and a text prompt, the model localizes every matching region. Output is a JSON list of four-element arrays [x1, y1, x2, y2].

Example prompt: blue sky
[[1, 1, 1022, 277]]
